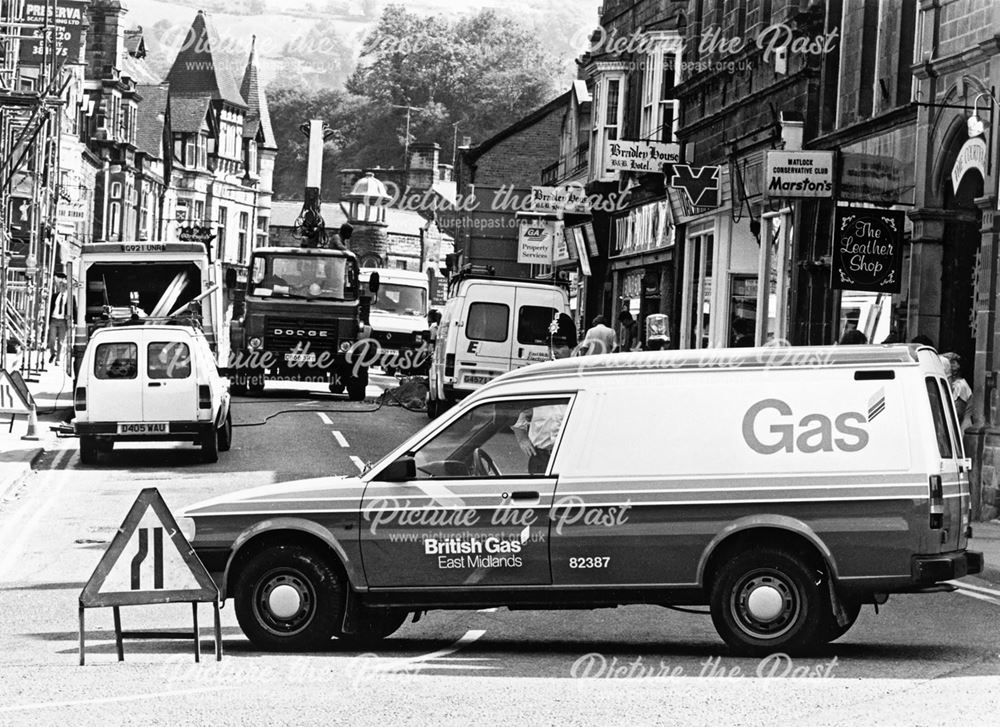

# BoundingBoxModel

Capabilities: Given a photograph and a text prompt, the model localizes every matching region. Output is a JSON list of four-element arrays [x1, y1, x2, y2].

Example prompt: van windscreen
[[925, 377, 954, 459]]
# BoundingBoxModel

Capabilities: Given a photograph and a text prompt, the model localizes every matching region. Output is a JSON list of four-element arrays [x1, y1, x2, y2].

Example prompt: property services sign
[[607, 141, 681, 173], [832, 206, 904, 293], [764, 150, 835, 198], [517, 218, 559, 264]]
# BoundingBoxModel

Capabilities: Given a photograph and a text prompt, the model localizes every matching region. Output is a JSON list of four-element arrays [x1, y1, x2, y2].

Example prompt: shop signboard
[[764, 150, 835, 198], [530, 185, 589, 214], [613, 200, 673, 256], [669, 166, 721, 208], [607, 141, 681, 173], [840, 153, 906, 204], [517, 218, 558, 264], [951, 137, 986, 193], [831, 206, 904, 294]]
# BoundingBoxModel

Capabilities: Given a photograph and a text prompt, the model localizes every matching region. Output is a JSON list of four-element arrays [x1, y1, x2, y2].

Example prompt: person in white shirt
[[941, 352, 972, 424], [582, 315, 617, 355], [47, 275, 70, 365]]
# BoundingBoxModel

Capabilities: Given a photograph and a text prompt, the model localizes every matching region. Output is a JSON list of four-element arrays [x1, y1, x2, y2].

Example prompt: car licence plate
[[463, 374, 494, 386], [285, 352, 317, 364], [117, 422, 169, 434]]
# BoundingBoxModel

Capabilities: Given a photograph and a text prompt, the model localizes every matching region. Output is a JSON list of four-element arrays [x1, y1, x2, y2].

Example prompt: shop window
[[729, 274, 757, 347], [684, 231, 713, 349]]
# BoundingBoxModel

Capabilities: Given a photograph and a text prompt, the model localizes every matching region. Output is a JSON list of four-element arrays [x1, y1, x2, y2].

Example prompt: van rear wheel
[[217, 411, 233, 452], [710, 547, 824, 656]]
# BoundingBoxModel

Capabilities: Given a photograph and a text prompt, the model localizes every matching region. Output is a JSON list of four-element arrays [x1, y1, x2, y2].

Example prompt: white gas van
[[426, 271, 570, 417], [74, 324, 232, 465], [359, 267, 430, 375]]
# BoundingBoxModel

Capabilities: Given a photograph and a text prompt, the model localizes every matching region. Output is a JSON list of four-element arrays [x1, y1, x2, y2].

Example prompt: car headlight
[[177, 516, 197, 542], [248, 337, 263, 351]]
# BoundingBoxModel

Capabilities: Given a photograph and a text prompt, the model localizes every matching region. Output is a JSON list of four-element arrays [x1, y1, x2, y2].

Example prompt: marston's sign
[[607, 141, 681, 172], [832, 206, 904, 294], [764, 150, 835, 198], [951, 137, 987, 192]]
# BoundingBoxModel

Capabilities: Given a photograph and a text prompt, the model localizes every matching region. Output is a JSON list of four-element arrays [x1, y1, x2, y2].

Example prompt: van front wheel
[[710, 547, 823, 657]]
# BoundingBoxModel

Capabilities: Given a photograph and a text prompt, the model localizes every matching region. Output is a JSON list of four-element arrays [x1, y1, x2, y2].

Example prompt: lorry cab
[[427, 270, 570, 417], [359, 267, 430, 375]]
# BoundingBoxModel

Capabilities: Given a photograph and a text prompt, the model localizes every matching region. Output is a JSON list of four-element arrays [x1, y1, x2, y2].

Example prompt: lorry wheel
[[217, 411, 233, 452], [336, 607, 409, 648], [200, 424, 219, 463], [234, 544, 343, 651], [709, 547, 824, 656], [79, 436, 100, 466], [823, 599, 861, 643]]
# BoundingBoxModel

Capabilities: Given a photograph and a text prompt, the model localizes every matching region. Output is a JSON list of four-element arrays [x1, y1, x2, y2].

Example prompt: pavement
[[0, 354, 74, 504]]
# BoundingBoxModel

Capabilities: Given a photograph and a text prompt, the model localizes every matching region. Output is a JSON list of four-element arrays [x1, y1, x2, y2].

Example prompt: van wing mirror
[[368, 271, 380, 296], [380, 456, 416, 482]]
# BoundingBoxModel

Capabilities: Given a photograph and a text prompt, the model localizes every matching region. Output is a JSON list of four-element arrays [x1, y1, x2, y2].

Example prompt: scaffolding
[[1, 0, 67, 375]]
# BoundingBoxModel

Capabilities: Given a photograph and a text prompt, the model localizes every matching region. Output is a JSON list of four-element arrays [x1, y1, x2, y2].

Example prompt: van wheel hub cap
[[254, 570, 315, 635], [746, 584, 785, 622], [268, 584, 303, 619], [732, 571, 799, 639]]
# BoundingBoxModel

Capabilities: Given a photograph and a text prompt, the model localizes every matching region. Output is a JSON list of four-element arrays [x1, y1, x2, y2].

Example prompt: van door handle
[[518, 347, 524, 357], [510, 490, 539, 501], [148, 382, 162, 387]]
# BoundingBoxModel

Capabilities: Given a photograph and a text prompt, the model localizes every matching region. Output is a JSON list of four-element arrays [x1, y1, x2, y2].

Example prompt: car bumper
[[75, 421, 212, 442], [912, 550, 983, 583]]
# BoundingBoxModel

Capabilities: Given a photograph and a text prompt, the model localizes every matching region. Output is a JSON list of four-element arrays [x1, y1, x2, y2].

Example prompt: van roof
[[360, 268, 428, 283], [498, 344, 932, 384], [92, 324, 202, 338]]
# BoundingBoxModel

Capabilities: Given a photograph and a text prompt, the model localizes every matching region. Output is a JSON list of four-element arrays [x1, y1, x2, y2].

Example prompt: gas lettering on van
[[741, 398, 870, 454]]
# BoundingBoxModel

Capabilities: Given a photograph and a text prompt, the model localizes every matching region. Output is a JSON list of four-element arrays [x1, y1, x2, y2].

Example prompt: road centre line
[[365, 629, 486, 673], [317, 412, 333, 425], [332, 430, 349, 447], [350, 456, 365, 472], [953, 589, 1000, 607], [947, 580, 1000, 598], [0, 687, 232, 713]]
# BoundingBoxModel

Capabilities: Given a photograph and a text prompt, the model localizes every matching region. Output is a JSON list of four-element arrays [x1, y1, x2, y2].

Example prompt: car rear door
[[454, 284, 514, 388], [143, 331, 198, 425], [512, 287, 565, 369], [88, 336, 142, 423]]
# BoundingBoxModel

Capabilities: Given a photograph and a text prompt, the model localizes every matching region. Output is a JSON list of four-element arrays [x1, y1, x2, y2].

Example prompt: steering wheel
[[472, 448, 499, 477]]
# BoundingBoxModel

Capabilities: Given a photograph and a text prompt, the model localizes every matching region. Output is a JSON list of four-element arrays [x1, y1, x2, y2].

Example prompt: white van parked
[[74, 324, 232, 465], [359, 267, 430, 375], [426, 271, 570, 417]]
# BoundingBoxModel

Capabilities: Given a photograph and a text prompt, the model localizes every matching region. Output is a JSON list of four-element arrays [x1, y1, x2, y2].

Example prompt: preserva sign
[[832, 207, 904, 293], [764, 150, 834, 198], [517, 218, 559, 264], [20, 1, 88, 64], [607, 141, 681, 172]]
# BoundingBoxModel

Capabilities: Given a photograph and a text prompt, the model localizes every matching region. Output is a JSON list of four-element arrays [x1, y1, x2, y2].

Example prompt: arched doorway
[[940, 150, 984, 369]]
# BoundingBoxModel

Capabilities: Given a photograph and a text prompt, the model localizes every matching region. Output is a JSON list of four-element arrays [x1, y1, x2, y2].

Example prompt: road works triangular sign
[[80, 489, 218, 608], [0, 369, 33, 415]]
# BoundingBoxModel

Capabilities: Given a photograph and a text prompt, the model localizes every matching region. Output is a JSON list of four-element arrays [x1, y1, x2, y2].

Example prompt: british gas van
[[181, 344, 982, 656], [426, 270, 569, 417]]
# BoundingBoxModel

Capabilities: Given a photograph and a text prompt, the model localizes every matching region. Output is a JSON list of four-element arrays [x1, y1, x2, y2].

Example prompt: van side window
[[937, 378, 966, 458], [148, 342, 192, 379], [518, 306, 559, 345], [411, 397, 571, 478], [925, 378, 954, 458], [467, 303, 509, 342], [94, 343, 138, 380]]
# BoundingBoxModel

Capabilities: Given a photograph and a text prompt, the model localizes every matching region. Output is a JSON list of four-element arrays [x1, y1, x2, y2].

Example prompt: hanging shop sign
[[840, 153, 906, 205], [530, 185, 590, 214], [831, 206, 904, 294], [582, 222, 599, 257], [517, 218, 559, 264], [607, 141, 681, 173], [764, 150, 835, 198], [669, 166, 721, 208], [20, 1, 88, 65], [951, 137, 987, 193]]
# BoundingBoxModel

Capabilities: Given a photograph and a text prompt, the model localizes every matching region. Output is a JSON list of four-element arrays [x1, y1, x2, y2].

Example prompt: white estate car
[[73, 324, 232, 464]]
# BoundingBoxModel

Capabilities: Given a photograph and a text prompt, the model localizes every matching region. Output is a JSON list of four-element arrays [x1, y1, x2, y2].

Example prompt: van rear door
[[924, 376, 967, 552], [144, 331, 199, 424], [88, 337, 142, 423], [512, 287, 564, 369], [454, 283, 513, 388]]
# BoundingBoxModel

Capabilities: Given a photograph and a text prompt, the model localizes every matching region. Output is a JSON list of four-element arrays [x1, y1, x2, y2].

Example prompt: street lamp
[[967, 90, 1000, 137]]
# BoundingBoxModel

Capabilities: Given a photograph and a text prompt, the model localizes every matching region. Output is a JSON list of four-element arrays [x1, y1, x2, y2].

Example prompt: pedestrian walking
[[617, 310, 639, 352], [581, 315, 616, 356], [47, 274, 71, 365], [941, 352, 972, 423]]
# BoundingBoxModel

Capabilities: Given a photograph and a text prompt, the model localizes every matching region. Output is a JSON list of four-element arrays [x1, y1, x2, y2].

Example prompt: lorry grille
[[371, 329, 421, 349], [264, 317, 340, 355]]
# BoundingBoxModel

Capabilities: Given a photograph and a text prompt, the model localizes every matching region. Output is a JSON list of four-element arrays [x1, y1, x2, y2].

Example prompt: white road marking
[[0, 448, 73, 582], [365, 629, 487, 673], [332, 430, 349, 448], [317, 412, 333, 425], [477, 608, 500, 613], [350, 456, 365, 472], [0, 687, 232, 713], [953, 589, 1000, 607], [946, 580, 1000, 599]]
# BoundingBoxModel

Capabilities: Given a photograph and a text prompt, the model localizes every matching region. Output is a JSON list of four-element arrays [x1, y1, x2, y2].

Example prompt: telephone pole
[[390, 104, 426, 170]]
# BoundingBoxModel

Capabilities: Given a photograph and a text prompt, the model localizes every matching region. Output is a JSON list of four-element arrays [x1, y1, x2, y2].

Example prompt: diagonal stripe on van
[[868, 388, 886, 421]]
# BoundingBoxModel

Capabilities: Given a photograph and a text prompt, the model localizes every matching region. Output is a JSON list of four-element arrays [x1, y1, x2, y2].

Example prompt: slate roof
[[135, 84, 170, 158], [165, 11, 246, 108], [240, 37, 277, 150], [121, 53, 160, 85], [170, 97, 211, 133]]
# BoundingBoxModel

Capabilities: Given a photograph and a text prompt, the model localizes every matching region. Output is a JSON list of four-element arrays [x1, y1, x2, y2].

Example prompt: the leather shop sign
[[831, 206, 904, 293]]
